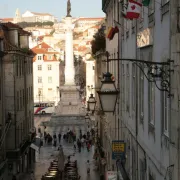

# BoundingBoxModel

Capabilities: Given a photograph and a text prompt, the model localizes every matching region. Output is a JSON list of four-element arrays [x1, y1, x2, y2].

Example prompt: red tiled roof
[[32, 42, 59, 54], [78, 46, 87, 51], [78, 17, 104, 21], [0, 18, 13, 22]]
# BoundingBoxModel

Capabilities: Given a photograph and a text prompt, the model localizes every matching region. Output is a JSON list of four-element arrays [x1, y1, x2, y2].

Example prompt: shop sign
[[112, 140, 126, 160], [106, 171, 117, 180], [137, 28, 153, 48]]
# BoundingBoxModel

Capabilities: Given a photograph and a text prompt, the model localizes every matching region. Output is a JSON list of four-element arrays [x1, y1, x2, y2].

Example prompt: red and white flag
[[126, 0, 142, 19]]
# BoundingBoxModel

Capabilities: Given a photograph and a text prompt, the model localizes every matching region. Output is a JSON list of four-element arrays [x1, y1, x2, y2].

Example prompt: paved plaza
[[25, 115, 99, 180]]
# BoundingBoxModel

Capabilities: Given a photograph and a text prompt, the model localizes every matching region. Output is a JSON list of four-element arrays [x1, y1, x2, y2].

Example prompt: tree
[[91, 26, 106, 55], [74, 55, 86, 89]]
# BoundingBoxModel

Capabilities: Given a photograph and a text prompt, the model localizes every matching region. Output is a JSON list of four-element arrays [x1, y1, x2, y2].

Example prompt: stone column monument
[[53, 0, 83, 117]]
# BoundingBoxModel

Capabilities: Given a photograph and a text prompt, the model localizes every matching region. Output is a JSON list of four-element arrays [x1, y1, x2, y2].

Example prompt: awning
[[30, 143, 39, 152]]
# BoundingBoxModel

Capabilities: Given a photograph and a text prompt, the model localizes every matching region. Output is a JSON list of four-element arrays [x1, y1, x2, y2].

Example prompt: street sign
[[112, 140, 126, 160]]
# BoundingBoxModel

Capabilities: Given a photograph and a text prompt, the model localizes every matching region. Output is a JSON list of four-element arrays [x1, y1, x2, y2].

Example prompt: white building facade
[[32, 42, 60, 105], [85, 54, 95, 103], [102, 0, 173, 180]]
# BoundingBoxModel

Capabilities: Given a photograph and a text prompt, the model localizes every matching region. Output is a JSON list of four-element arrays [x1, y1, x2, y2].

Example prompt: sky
[[0, 0, 105, 20]]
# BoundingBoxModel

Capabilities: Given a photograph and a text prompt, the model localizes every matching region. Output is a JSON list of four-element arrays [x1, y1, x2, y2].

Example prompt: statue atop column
[[67, 0, 72, 17]]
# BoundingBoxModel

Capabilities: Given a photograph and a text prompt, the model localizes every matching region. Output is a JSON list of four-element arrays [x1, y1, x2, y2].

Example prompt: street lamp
[[97, 72, 119, 113], [96, 51, 174, 113], [87, 93, 96, 111]]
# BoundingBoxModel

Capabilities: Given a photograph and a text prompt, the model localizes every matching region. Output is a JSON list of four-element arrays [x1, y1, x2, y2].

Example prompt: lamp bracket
[[105, 51, 174, 97]]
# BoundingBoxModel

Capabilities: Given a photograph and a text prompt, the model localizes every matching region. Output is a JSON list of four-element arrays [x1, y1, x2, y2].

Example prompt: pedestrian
[[86, 141, 90, 152], [73, 141, 76, 150], [39, 139, 43, 154], [30, 171, 35, 180], [53, 133, 57, 147], [58, 132, 61, 143], [12, 175, 16, 180]]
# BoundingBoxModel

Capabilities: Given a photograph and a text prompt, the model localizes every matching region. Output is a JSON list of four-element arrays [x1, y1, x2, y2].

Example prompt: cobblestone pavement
[[23, 115, 100, 180]]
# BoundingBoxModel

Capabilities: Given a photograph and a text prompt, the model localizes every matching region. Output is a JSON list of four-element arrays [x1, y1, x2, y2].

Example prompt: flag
[[126, 0, 142, 19], [142, 0, 150, 6], [109, 27, 119, 40], [106, 27, 115, 39]]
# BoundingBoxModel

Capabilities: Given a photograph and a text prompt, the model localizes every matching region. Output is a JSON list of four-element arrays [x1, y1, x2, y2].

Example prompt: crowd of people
[[37, 125, 95, 153]]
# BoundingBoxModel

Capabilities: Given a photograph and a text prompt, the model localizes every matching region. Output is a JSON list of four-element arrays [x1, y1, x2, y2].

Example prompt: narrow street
[[32, 115, 99, 180]]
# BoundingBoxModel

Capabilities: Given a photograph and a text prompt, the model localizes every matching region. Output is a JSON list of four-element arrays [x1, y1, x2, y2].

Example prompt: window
[[126, 64, 130, 112], [163, 92, 169, 135], [122, 64, 125, 104], [48, 77, 52, 83], [38, 77, 42, 83], [23, 89, 25, 106], [48, 88, 53, 96], [48, 55, 52, 60], [132, 64, 136, 111], [16, 91, 19, 110], [37, 55, 42, 60], [139, 68, 144, 121], [140, 159, 146, 180], [148, 82, 155, 125], [31, 86, 33, 100], [28, 87, 31, 103], [38, 65, 42, 71], [47, 64, 52, 70], [132, 148, 136, 180], [20, 90, 22, 109], [148, 0, 155, 15]]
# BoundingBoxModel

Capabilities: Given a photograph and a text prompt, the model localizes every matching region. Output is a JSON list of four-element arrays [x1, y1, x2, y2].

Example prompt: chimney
[[20, 35, 29, 49]]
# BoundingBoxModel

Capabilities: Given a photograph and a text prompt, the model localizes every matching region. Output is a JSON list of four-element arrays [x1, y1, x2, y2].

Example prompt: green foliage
[[17, 21, 54, 28], [50, 29, 55, 35], [91, 26, 106, 55]]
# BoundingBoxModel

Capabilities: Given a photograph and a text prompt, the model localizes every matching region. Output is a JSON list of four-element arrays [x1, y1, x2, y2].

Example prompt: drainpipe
[[117, 0, 120, 141], [13, 55, 17, 149], [24, 56, 27, 137], [135, 20, 139, 180]]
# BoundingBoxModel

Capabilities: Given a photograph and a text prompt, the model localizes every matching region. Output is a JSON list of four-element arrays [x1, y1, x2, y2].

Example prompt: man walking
[[58, 132, 61, 143]]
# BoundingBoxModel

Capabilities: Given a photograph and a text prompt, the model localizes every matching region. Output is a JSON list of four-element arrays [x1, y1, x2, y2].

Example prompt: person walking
[[39, 139, 43, 154], [53, 133, 57, 147], [58, 132, 61, 143], [73, 141, 76, 151], [30, 171, 35, 180]]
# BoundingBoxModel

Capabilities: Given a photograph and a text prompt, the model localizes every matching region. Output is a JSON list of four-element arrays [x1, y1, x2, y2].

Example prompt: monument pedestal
[[54, 85, 83, 115], [50, 4, 85, 124]]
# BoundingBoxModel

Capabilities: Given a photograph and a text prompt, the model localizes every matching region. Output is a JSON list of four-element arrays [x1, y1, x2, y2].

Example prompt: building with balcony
[[0, 22, 35, 180], [32, 42, 60, 105], [98, 0, 177, 180]]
